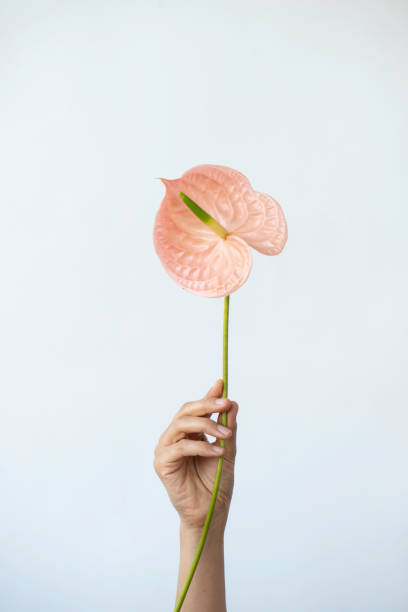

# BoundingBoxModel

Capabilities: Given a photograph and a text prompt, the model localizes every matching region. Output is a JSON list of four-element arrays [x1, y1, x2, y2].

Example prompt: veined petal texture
[[153, 198, 252, 297], [153, 164, 287, 297]]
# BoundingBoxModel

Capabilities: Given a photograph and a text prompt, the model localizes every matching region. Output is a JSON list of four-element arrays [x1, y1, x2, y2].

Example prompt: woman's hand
[[153, 379, 238, 531]]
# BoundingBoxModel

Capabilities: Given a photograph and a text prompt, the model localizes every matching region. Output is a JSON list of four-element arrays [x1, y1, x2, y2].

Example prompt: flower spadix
[[153, 164, 287, 297]]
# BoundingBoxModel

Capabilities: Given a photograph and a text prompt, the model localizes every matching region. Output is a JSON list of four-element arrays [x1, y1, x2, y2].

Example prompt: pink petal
[[234, 192, 288, 255], [153, 198, 252, 298], [160, 178, 214, 238], [177, 165, 253, 232], [178, 165, 288, 255]]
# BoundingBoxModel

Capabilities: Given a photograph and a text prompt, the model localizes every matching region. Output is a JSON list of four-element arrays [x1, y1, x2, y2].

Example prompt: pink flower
[[153, 164, 287, 297]]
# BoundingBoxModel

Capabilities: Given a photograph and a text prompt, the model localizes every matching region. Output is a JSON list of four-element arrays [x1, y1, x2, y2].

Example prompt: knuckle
[[170, 417, 186, 437], [179, 401, 192, 416], [176, 415, 187, 429], [153, 456, 163, 475], [177, 438, 188, 451]]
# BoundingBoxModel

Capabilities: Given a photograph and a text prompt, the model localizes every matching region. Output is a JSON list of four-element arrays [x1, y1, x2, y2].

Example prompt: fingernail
[[212, 446, 224, 454], [217, 425, 231, 436], [215, 398, 228, 405]]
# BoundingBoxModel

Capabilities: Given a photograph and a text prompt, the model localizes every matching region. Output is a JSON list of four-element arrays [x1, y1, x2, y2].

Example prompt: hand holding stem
[[153, 380, 239, 610]]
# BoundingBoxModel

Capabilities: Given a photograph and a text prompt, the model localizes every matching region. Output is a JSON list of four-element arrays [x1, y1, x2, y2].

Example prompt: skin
[[153, 379, 238, 611]]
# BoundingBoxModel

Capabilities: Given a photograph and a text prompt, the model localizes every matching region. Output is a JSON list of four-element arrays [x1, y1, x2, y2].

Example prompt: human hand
[[153, 380, 238, 532]]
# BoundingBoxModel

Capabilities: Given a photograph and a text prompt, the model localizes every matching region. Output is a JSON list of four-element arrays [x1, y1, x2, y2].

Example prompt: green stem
[[173, 295, 230, 612]]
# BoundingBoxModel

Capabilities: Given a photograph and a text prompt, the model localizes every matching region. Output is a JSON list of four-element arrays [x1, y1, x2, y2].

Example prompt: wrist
[[180, 518, 226, 543], [177, 519, 226, 611]]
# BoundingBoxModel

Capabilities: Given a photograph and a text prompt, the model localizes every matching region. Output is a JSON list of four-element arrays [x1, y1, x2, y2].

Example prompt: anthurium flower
[[153, 164, 287, 297], [153, 164, 288, 612]]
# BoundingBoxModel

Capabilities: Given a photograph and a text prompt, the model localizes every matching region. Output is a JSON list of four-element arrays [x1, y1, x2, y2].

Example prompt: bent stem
[[174, 294, 230, 612]]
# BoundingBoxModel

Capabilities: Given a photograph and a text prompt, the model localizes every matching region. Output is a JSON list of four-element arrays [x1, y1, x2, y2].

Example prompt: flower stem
[[173, 295, 230, 612]]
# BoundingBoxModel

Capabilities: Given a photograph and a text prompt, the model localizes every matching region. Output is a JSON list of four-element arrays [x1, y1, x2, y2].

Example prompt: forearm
[[176, 520, 227, 612]]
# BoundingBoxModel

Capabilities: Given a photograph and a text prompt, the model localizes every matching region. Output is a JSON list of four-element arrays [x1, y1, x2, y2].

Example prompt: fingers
[[153, 381, 239, 479], [204, 378, 224, 399], [154, 439, 225, 476], [177, 395, 232, 419], [160, 415, 233, 446], [158, 391, 234, 447], [218, 400, 238, 430]]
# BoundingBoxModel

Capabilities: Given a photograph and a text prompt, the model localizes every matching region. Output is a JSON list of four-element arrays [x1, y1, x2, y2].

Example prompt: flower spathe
[[153, 164, 288, 297]]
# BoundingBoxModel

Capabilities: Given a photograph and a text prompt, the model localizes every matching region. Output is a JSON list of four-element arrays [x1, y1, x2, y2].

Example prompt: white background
[[1, 1, 407, 610]]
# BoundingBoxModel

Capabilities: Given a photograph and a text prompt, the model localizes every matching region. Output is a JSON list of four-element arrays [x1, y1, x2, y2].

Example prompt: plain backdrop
[[1, 1, 407, 610]]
